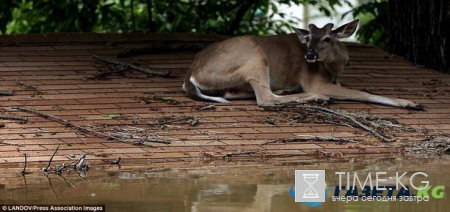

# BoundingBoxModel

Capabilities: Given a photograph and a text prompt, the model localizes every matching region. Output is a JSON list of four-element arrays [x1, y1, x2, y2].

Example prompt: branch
[[55, 163, 69, 175], [141, 137, 171, 144], [5, 107, 156, 146], [43, 145, 60, 172], [222, 150, 260, 159], [198, 104, 216, 111], [297, 105, 395, 142], [93, 55, 170, 77], [111, 157, 121, 165], [75, 154, 88, 171], [0, 91, 14, 96], [263, 104, 396, 142], [0, 114, 28, 122], [92, 65, 129, 79], [19, 154, 28, 175], [264, 136, 358, 145], [74, 154, 87, 170]]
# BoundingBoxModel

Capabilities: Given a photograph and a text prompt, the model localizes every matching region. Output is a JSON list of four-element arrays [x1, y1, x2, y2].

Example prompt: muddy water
[[0, 157, 448, 212]]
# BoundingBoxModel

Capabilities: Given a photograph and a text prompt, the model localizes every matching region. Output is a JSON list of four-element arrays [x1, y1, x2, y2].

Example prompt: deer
[[182, 19, 425, 110]]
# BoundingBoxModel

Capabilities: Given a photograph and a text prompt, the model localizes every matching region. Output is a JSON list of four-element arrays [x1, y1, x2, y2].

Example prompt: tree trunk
[[227, 0, 258, 35], [389, 0, 450, 73], [0, 0, 14, 34]]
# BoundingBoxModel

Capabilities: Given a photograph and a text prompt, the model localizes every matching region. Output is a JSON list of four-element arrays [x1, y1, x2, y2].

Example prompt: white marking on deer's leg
[[335, 80, 341, 87], [190, 77, 229, 103], [182, 83, 186, 92], [223, 91, 255, 100], [273, 90, 284, 95], [368, 95, 398, 107], [368, 95, 418, 108], [317, 83, 419, 108]]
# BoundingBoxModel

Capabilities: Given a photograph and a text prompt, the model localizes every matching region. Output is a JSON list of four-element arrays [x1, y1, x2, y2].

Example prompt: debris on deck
[[0, 33, 449, 166]]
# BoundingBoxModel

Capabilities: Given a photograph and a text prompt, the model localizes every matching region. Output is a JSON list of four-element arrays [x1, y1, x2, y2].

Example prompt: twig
[[429, 89, 445, 99], [92, 65, 129, 79], [0, 91, 14, 96], [43, 145, 60, 172], [75, 154, 87, 171], [148, 116, 193, 126], [93, 55, 170, 77], [6, 106, 155, 146], [0, 115, 28, 122], [16, 81, 42, 94], [199, 104, 216, 111], [55, 163, 67, 175], [74, 154, 89, 172], [298, 105, 395, 142], [264, 136, 357, 145], [265, 104, 395, 142], [141, 137, 171, 144], [111, 157, 121, 165], [222, 150, 261, 159], [19, 154, 28, 175]]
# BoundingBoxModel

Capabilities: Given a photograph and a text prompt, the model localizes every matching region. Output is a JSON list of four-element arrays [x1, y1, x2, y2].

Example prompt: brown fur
[[183, 20, 424, 110]]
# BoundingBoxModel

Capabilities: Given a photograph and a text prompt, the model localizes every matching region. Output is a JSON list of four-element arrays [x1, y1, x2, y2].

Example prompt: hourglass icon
[[302, 174, 319, 198]]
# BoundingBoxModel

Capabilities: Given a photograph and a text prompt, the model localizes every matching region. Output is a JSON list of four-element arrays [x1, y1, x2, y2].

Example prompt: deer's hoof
[[316, 98, 326, 104], [316, 98, 334, 106], [406, 104, 426, 111], [326, 99, 336, 104], [308, 94, 329, 103]]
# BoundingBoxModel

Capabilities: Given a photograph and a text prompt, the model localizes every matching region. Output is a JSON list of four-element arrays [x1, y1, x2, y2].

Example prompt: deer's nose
[[305, 49, 318, 60]]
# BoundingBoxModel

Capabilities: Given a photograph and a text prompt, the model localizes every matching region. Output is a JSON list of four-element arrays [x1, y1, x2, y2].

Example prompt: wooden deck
[[0, 33, 449, 165]]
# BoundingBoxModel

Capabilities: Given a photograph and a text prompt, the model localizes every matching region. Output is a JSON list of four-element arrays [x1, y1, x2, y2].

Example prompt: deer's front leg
[[317, 83, 425, 110], [247, 68, 329, 106]]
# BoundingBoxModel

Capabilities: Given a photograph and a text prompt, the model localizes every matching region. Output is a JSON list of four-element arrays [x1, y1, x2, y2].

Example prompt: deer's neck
[[319, 42, 348, 82]]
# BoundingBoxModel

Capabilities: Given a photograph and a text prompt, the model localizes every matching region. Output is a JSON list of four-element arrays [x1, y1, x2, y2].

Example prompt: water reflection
[[0, 157, 448, 212]]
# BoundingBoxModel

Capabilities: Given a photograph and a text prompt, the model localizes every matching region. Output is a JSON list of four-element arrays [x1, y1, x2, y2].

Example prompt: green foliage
[[0, 0, 388, 50], [0, 0, 15, 34], [344, 0, 388, 50], [5, 0, 132, 34], [1, 0, 352, 35]]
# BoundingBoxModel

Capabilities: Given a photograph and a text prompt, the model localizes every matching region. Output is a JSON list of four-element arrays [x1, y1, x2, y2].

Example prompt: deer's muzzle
[[305, 49, 319, 63]]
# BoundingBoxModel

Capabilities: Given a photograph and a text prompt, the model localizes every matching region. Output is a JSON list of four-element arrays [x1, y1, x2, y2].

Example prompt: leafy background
[[0, 0, 387, 49]]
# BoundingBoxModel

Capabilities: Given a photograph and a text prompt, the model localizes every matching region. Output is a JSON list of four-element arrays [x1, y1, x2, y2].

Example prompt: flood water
[[0, 157, 448, 212]]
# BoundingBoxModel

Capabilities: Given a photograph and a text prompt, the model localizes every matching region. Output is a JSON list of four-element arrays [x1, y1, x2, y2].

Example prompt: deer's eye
[[324, 37, 331, 43], [304, 36, 310, 42]]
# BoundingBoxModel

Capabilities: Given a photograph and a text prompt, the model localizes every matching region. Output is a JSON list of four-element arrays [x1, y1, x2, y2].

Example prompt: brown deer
[[183, 20, 424, 110]]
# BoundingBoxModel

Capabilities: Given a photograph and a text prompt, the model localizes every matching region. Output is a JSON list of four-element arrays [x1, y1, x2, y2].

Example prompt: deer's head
[[293, 19, 359, 63]]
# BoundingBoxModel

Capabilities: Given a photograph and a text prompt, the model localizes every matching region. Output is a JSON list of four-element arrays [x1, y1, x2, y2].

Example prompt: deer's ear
[[293, 27, 310, 43], [332, 19, 359, 38]]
